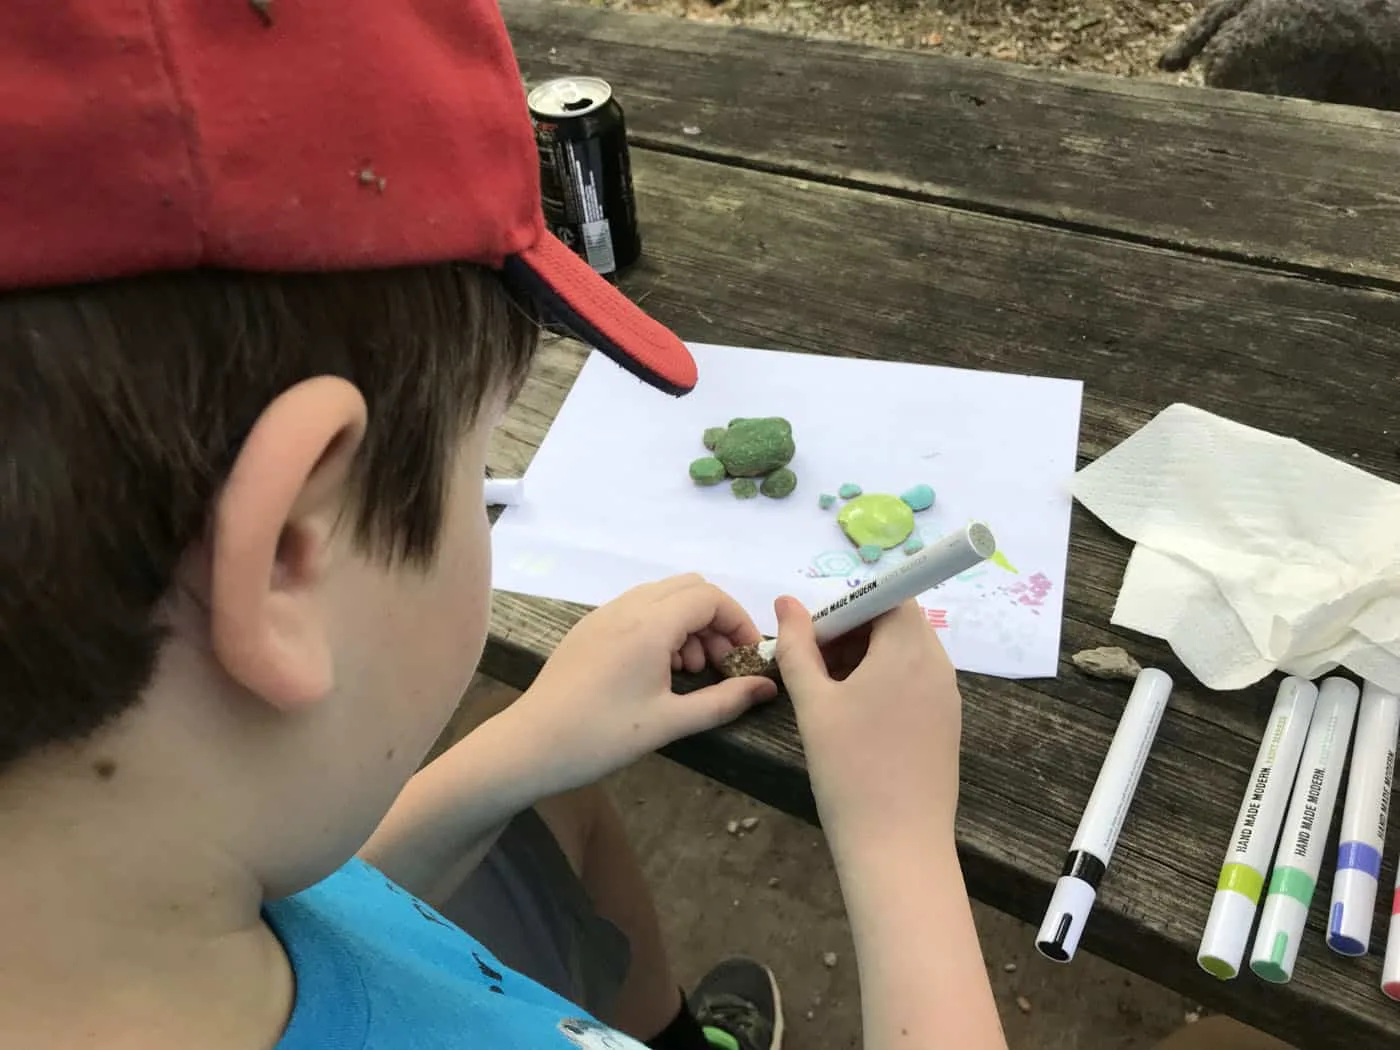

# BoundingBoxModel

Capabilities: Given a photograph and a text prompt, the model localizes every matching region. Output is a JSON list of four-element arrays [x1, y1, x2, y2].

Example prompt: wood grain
[[485, 144, 1400, 1046], [502, 0, 1400, 288]]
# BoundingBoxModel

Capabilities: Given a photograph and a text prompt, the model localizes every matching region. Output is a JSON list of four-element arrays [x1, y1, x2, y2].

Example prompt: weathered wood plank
[[502, 0, 1400, 287], [484, 148, 1400, 1046]]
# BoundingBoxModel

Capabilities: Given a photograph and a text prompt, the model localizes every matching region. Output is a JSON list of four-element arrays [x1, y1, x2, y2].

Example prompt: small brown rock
[[1003, 962, 1017, 973], [740, 816, 760, 831], [767, 876, 781, 888], [1016, 996, 1032, 1014], [726, 820, 740, 836], [1071, 646, 1142, 681], [717, 643, 777, 680], [822, 951, 838, 968]]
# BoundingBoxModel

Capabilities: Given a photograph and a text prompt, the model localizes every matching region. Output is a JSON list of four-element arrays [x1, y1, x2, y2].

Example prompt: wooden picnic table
[[484, 2, 1400, 1046]]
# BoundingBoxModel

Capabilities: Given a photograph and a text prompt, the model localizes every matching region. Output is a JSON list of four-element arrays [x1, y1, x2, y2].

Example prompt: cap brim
[[502, 232, 697, 395]]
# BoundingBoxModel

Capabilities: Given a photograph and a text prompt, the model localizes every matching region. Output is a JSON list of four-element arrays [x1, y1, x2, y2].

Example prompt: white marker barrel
[[1328, 680, 1399, 956], [1249, 677, 1359, 984], [1198, 677, 1318, 980], [1036, 668, 1173, 963], [756, 521, 996, 660]]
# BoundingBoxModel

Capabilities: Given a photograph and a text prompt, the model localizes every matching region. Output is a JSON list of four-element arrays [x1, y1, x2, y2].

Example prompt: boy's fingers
[[866, 599, 938, 651], [679, 635, 707, 674], [698, 628, 737, 669], [674, 676, 778, 737], [656, 582, 764, 650], [772, 595, 829, 695]]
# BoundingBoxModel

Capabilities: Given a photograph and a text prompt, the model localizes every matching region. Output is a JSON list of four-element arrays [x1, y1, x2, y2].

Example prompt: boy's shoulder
[[265, 859, 645, 1050]]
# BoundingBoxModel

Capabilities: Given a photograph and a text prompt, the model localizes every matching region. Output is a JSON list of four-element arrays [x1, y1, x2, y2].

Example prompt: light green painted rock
[[838, 493, 916, 549]]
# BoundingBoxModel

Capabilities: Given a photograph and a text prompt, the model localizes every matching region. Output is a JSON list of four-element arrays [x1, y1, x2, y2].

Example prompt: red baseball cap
[[0, 0, 697, 395]]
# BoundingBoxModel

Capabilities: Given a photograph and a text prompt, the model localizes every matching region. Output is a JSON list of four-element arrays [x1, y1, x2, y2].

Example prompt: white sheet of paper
[[493, 343, 1083, 679]]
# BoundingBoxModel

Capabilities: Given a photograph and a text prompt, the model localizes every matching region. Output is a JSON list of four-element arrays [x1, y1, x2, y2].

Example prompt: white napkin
[[1073, 403, 1400, 692]]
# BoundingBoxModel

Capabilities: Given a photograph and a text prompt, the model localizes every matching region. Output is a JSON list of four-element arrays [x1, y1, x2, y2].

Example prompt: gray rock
[[1072, 646, 1143, 681]]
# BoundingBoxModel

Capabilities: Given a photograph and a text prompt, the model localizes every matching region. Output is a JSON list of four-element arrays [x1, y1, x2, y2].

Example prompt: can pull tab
[[556, 80, 594, 112]]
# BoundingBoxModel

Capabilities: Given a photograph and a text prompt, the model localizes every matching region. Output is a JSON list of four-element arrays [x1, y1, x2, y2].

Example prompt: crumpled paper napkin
[[1073, 403, 1400, 692]]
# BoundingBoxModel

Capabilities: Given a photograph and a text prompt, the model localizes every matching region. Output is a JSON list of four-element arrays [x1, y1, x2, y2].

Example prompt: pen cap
[[1035, 877, 1096, 963], [1327, 867, 1379, 957], [1250, 894, 1307, 983], [1197, 890, 1259, 979]]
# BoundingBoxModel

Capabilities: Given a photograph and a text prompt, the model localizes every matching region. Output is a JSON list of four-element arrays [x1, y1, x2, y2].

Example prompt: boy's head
[[0, 0, 694, 894]]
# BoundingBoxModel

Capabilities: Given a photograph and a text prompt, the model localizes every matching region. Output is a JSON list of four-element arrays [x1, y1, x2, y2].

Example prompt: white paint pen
[[1249, 676, 1359, 983], [1036, 667, 1174, 963], [1327, 680, 1399, 956], [484, 477, 525, 506], [755, 521, 996, 660], [1197, 677, 1318, 980]]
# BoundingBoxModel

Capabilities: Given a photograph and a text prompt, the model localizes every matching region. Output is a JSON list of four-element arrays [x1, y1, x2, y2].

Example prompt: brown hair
[[0, 264, 538, 770]]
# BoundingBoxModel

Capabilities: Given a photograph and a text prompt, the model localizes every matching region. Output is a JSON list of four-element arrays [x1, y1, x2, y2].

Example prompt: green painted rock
[[761, 467, 797, 499], [731, 477, 759, 499], [688, 456, 726, 486], [838, 493, 916, 549], [702, 426, 727, 451], [713, 417, 795, 478]]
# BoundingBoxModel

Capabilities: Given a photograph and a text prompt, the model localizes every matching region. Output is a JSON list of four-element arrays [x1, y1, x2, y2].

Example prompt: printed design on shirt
[[473, 952, 505, 994], [558, 1016, 648, 1050]]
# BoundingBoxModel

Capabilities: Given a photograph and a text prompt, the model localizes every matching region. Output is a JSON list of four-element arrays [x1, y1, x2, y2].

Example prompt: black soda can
[[527, 76, 641, 277]]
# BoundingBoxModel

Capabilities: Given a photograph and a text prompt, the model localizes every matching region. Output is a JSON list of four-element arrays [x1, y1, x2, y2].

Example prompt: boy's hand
[[509, 574, 779, 796], [774, 595, 963, 847]]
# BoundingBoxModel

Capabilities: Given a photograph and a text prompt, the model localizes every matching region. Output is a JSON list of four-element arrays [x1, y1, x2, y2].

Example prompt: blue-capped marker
[[1327, 680, 1399, 956]]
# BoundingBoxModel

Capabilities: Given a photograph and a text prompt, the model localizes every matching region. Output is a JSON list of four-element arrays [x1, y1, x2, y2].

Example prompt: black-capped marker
[[1036, 668, 1173, 963]]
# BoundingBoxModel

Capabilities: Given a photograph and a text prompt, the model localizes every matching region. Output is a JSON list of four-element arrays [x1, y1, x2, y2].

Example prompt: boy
[[0, 2, 1010, 1049]]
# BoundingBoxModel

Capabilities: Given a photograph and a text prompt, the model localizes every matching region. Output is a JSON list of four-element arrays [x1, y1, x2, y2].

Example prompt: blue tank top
[[264, 858, 646, 1050]]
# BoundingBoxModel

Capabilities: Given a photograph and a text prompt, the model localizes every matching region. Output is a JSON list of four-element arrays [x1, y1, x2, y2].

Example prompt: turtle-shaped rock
[[688, 417, 797, 499]]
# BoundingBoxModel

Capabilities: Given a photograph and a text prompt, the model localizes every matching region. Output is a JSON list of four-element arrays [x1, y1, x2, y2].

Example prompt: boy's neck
[[0, 752, 294, 1050]]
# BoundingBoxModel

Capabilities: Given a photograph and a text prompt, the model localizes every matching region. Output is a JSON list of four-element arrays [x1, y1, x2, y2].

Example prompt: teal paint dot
[[903, 535, 925, 554], [838, 483, 862, 499], [900, 484, 935, 511], [818, 493, 836, 510], [857, 544, 882, 564]]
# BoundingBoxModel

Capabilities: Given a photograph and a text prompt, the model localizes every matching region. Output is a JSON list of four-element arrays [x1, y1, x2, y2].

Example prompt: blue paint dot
[[903, 535, 925, 554], [818, 492, 836, 509], [900, 484, 935, 511], [857, 544, 882, 564], [838, 482, 862, 499]]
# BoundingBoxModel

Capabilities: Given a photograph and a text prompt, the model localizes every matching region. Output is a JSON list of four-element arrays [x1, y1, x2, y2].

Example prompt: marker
[[1036, 667, 1174, 963], [484, 477, 525, 506], [754, 521, 996, 659], [1198, 677, 1318, 980], [1249, 676, 1359, 983], [1328, 680, 1399, 956], [1383, 857, 1400, 1000]]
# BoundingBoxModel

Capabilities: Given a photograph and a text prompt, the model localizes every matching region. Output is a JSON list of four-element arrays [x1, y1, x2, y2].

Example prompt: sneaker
[[689, 957, 784, 1050]]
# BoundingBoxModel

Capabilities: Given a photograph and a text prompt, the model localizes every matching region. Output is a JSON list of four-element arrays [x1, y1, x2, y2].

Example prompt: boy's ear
[[206, 376, 368, 711]]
